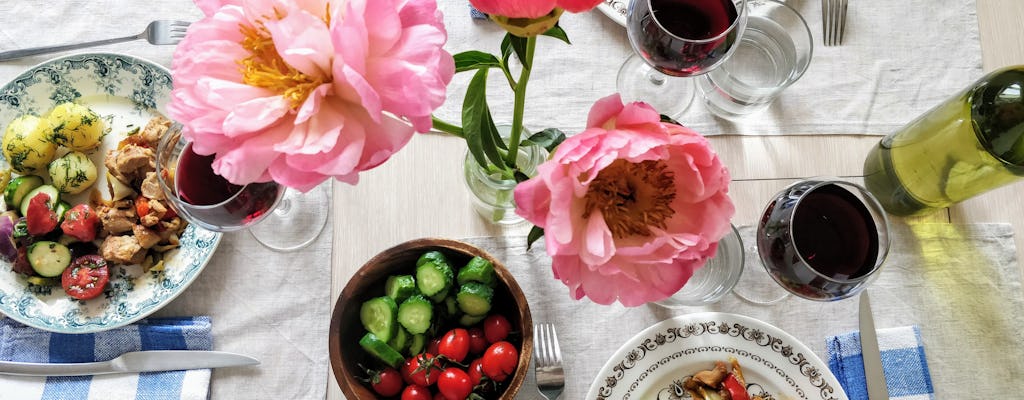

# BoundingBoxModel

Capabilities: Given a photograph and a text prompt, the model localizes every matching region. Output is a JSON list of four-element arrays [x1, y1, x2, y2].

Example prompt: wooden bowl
[[329, 238, 533, 399]]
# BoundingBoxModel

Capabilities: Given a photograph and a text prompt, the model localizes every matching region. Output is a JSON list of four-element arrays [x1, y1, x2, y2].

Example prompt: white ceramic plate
[[0, 53, 221, 333], [586, 312, 849, 400], [598, 0, 628, 27]]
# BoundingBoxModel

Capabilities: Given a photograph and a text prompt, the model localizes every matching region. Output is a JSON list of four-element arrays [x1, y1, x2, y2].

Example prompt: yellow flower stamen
[[237, 17, 327, 110], [583, 159, 677, 239]]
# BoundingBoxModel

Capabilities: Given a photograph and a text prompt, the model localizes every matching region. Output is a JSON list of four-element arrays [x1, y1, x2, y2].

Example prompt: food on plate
[[356, 251, 522, 399], [48, 151, 98, 194], [2, 113, 187, 301], [2, 115, 58, 174], [46, 102, 104, 151], [683, 358, 772, 400]]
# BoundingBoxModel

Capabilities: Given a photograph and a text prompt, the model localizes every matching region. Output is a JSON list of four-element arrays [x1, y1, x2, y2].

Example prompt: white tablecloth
[[464, 222, 1024, 399]]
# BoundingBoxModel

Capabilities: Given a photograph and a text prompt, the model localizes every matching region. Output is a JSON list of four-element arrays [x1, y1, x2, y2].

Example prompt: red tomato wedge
[[61, 255, 110, 300]]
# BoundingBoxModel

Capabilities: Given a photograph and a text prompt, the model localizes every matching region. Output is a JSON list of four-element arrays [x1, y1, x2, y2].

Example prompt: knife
[[0, 350, 259, 376], [859, 292, 890, 400]]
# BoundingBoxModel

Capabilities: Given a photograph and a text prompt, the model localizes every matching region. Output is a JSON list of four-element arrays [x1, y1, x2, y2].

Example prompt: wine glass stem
[[647, 71, 666, 86], [275, 194, 292, 216]]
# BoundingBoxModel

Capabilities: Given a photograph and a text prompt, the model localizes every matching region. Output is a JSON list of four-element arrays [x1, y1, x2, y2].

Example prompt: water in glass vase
[[462, 126, 546, 225]]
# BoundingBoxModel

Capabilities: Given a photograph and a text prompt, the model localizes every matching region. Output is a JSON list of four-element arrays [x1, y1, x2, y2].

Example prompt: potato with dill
[[2, 114, 58, 174], [47, 102, 104, 151], [48, 151, 98, 194]]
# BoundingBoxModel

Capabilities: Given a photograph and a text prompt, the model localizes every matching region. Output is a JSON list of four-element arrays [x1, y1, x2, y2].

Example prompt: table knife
[[859, 292, 890, 400], [0, 350, 259, 376]]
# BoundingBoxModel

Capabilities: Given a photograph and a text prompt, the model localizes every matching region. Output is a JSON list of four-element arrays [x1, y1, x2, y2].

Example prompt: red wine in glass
[[627, 0, 741, 76], [755, 180, 890, 301]]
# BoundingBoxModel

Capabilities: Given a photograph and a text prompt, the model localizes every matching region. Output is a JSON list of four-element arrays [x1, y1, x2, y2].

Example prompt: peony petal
[[469, 0, 558, 18], [222, 95, 292, 136], [556, 0, 604, 13], [263, 7, 334, 79]]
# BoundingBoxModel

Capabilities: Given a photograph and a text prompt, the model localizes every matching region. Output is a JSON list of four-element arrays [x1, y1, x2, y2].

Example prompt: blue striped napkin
[[826, 326, 935, 400], [0, 317, 213, 400]]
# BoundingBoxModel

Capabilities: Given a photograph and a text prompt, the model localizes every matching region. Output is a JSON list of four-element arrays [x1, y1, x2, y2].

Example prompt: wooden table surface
[[328, 1, 1024, 398]]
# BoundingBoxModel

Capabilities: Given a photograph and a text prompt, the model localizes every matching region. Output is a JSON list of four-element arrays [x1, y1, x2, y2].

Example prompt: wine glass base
[[616, 55, 695, 119], [731, 260, 791, 305], [248, 182, 330, 252]]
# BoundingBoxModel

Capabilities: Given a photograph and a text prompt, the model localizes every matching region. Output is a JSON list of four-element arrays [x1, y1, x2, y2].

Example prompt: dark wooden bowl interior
[[329, 238, 533, 399]]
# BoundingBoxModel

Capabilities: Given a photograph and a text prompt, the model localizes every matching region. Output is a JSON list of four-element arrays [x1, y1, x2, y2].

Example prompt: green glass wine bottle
[[864, 66, 1024, 216]]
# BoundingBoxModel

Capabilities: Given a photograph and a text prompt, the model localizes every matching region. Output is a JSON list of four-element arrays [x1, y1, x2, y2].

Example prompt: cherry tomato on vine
[[482, 314, 512, 343], [402, 353, 441, 386], [438, 368, 473, 400], [481, 341, 518, 382], [467, 327, 488, 355], [401, 384, 432, 400], [467, 358, 486, 386], [438, 328, 470, 363], [369, 367, 403, 397], [427, 337, 443, 356]]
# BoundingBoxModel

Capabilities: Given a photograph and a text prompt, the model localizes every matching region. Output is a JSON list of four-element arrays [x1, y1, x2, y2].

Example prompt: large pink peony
[[514, 94, 735, 306], [470, 0, 603, 18], [168, 0, 454, 191]]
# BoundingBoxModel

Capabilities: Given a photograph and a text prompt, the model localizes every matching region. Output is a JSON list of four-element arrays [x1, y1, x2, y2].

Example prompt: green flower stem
[[431, 116, 464, 138], [505, 35, 537, 169]]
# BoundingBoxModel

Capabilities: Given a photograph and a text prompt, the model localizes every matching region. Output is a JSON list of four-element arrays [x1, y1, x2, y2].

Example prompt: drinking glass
[[654, 224, 744, 307], [736, 178, 890, 303], [618, 0, 748, 118], [156, 123, 328, 252]]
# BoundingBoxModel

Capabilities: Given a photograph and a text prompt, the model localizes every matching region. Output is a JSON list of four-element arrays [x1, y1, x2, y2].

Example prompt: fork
[[534, 323, 565, 400], [822, 0, 848, 46], [0, 20, 190, 61]]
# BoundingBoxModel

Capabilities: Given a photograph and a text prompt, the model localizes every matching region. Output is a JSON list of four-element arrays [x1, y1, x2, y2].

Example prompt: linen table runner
[[436, 0, 982, 136], [463, 222, 1024, 399]]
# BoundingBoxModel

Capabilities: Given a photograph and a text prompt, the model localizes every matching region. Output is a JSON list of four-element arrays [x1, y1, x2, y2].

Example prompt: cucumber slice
[[457, 257, 497, 287], [407, 333, 427, 356], [397, 295, 434, 335], [359, 332, 405, 368], [27, 241, 72, 278], [416, 250, 449, 268], [25, 275, 59, 286], [459, 313, 487, 327], [360, 296, 398, 343], [385, 274, 418, 303], [387, 326, 410, 354], [5, 175, 43, 209], [20, 184, 60, 217], [444, 296, 460, 317], [55, 201, 71, 224], [456, 282, 494, 316], [415, 260, 453, 297]]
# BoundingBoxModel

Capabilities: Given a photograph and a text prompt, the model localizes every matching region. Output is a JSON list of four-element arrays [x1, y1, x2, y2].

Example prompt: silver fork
[[0, 20, 190, 61], [534, 323, 565, 400], [822, 0, 848, 46]]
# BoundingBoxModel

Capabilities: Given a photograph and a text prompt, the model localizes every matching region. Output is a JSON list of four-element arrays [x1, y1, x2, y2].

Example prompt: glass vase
[[462, 125, 547, 225]]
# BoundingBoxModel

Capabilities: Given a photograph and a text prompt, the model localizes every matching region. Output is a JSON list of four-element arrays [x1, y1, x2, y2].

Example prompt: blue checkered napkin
[[826, 326, 935, 400], [0, 317, 213, 400]]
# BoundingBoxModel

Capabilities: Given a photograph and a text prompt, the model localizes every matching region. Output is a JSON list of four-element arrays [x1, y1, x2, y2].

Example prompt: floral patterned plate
[[0, 53, 221, 333], [586, 312, 848, 400], [598, 0, 628, 27]]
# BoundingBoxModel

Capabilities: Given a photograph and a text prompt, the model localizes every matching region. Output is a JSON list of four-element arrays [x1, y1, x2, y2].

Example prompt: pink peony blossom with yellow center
[[168, 0, 454, 191], [514, 94, 736, 307]]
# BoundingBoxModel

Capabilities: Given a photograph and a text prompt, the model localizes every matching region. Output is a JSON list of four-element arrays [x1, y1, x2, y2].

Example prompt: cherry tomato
[[60, 204, 99, 242], [426, 337, 442, 356], [370, 367, 403, 397], [483, 314, 512, 344], [467, 358, 486, 386], [61, 255, 110, 300], [433, 393, 446, 400], [401, 384, 432, 400], [481, 341, 518, 382], [437, 368, 473, 400], [402, 353, 441, 387], [467, 327, 488, 355], [438, 328, 470, 363], [25, 193, 58, 236]]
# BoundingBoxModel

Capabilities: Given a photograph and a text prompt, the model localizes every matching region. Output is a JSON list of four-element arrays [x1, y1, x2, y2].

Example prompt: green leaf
[[462, 69, 495, 168], [513, 170, 531, 183], [526, 226, 544, 250], [500, 33, 530, 70], [660, 114, 682, 126], [521, 128, 566, 153], [542, 24, 571, 45], [454, 50, 502, 73]]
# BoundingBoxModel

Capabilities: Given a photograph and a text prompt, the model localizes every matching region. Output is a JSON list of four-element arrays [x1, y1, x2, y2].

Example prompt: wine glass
[[618, 0, 748, 118], [734, 178, 891, 303], [156, 123, 329, 252]]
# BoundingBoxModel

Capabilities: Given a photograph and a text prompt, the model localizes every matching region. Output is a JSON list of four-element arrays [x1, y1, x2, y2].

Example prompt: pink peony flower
[[514, 94, 735, 307], [168, 0, 454, 191], [470, 0, 604, 18]]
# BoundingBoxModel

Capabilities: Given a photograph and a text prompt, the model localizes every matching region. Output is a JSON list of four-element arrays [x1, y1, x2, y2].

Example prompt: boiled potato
[[47, 151, 98, 194], [2, 115, 58, 173], [47, 102, 104, 151]]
